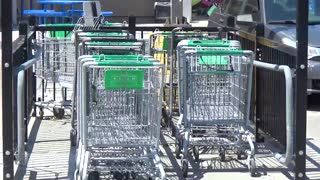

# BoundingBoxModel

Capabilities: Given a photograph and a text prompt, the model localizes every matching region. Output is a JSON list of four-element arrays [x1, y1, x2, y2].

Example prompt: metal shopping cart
[[75, 56, 165, 179], [35, 16, 106, 119], [70, 37, 144, 146], [149, 29, 222, 127], [175, 49, 256, 177], [176, 39, 241, 114]]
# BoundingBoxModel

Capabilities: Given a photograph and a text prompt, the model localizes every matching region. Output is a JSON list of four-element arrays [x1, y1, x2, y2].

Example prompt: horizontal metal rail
[[253, 60, 294, 166]]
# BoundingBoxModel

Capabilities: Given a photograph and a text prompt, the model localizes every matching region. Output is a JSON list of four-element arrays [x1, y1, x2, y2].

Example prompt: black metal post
[[128, 16, 136, 38], [19, 22, 29, 143], [1, 0, 14, 179], [295, 0, 308, 179], [255, 23, 264, 143]]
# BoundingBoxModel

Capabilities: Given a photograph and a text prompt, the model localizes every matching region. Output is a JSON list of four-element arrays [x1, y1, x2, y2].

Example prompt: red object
[[201, 0, 213, 7], [202, 0, 224, 7]]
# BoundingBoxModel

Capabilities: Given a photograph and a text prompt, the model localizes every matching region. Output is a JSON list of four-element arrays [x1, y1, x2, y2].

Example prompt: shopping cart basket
[[70, 38, 145, 146], [75, 57, 165, 179], [176, 39, 241, 114], [35, 16, 106, 118], [175, 49, 255, 177], [150, 30, 222, 125]]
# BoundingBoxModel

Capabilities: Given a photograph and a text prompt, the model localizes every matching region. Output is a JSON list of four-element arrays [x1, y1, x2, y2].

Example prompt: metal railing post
[[295, 0, 308, 179], [1, 0, 14, 179]]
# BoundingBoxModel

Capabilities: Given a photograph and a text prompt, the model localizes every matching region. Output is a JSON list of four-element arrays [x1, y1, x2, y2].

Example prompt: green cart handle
[[93, 54, 148, 61], [98, 61, 153, 66], [195, 50, 246, 55]]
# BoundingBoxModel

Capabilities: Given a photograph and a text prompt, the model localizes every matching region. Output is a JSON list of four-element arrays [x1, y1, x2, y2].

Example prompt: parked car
[[208, 0, 320, 94]]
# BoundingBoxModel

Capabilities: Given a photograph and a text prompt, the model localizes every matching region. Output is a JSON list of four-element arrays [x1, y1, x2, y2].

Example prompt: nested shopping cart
[[70, 35, 144, 146], [35, 16, 106, 119], [75, 56, 165, 180], [176, 39, 241, 114], [175, 49, 255, 177], [149, 29, 221, 127]]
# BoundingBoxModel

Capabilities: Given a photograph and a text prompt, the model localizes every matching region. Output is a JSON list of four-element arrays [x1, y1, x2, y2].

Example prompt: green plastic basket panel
[[199, 56, 229, 65], [96, 50, 138, 55], [93, 55, 148, 61], [103, 22, 126, 27], [44, 24, 74, 38], [89, 41, 140, 46], [187, 40, 231, 47], [197, 50, 245, 55], [86, 32, 127, 37], [98, 61, 153, 66], [104, 70, 144, 89], [50, 31, 72, 38]]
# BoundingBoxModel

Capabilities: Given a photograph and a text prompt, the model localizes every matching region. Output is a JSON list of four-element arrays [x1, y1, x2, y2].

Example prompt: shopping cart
[[175, 49, 255, 177], [149, 29, 221, 127], [35, 16, 105, 119], [176, 39, 241, 114], [75, 56, 165, 179], [70, 35, 144, 146], [72, 54, 160, 147]]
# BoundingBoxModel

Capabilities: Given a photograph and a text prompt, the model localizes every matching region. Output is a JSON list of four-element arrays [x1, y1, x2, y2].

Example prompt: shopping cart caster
[[170, 120, 176, 137], [175, 140, 182, 159], [182, 159, 188, 178], [219, 147, 226, 162], [193, 146, 200, 162], [70, 129, 77, 146], [249, 159, 256, 177], [39, 108, 44, 119], [53, 107, 65, 119], [112, 171, 123, 180], [237, 149, 246, 160], [130, 171, 137, 179], [161, 107, 169, 127], [88, 171, 100, 180]]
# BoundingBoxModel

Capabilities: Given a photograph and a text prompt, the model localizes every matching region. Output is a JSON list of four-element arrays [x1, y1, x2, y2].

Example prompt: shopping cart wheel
[[175, 140, 181, 159], [130, 171, 137, 179], [122, 172, 130, 179], [182, 159, 188, 177], [161, 106, 169, 127], [193, 146, 200, 162], [112, 171, 123, 180], [237, 149, 245, 160], [249, 159, 256, 177], [88, 171, 100, 180], [70, 129, 77, 146], [39, 108, 44, 119], [219, 147, 226, 162], [53, 107, 65, 119], [170, 120, 176, 137]]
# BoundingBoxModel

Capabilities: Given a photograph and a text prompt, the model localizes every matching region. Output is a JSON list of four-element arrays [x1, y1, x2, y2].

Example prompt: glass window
[[226, 0, 244, 16], [224, 0, 260, 22], [265, 0, 320, 24], [242, 0, 260, 21]]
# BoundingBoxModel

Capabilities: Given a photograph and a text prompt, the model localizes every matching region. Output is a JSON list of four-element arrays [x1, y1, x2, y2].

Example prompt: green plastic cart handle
[[93, 54, 148, 61], [42, 23, 76, 27], [187, 40, 231, 47], [103, 22, 125, 27], [98, 61, 153, 66], [86, 32, 127, 37], [195, 50, 245, 55], [89, 41, 140, 46]]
